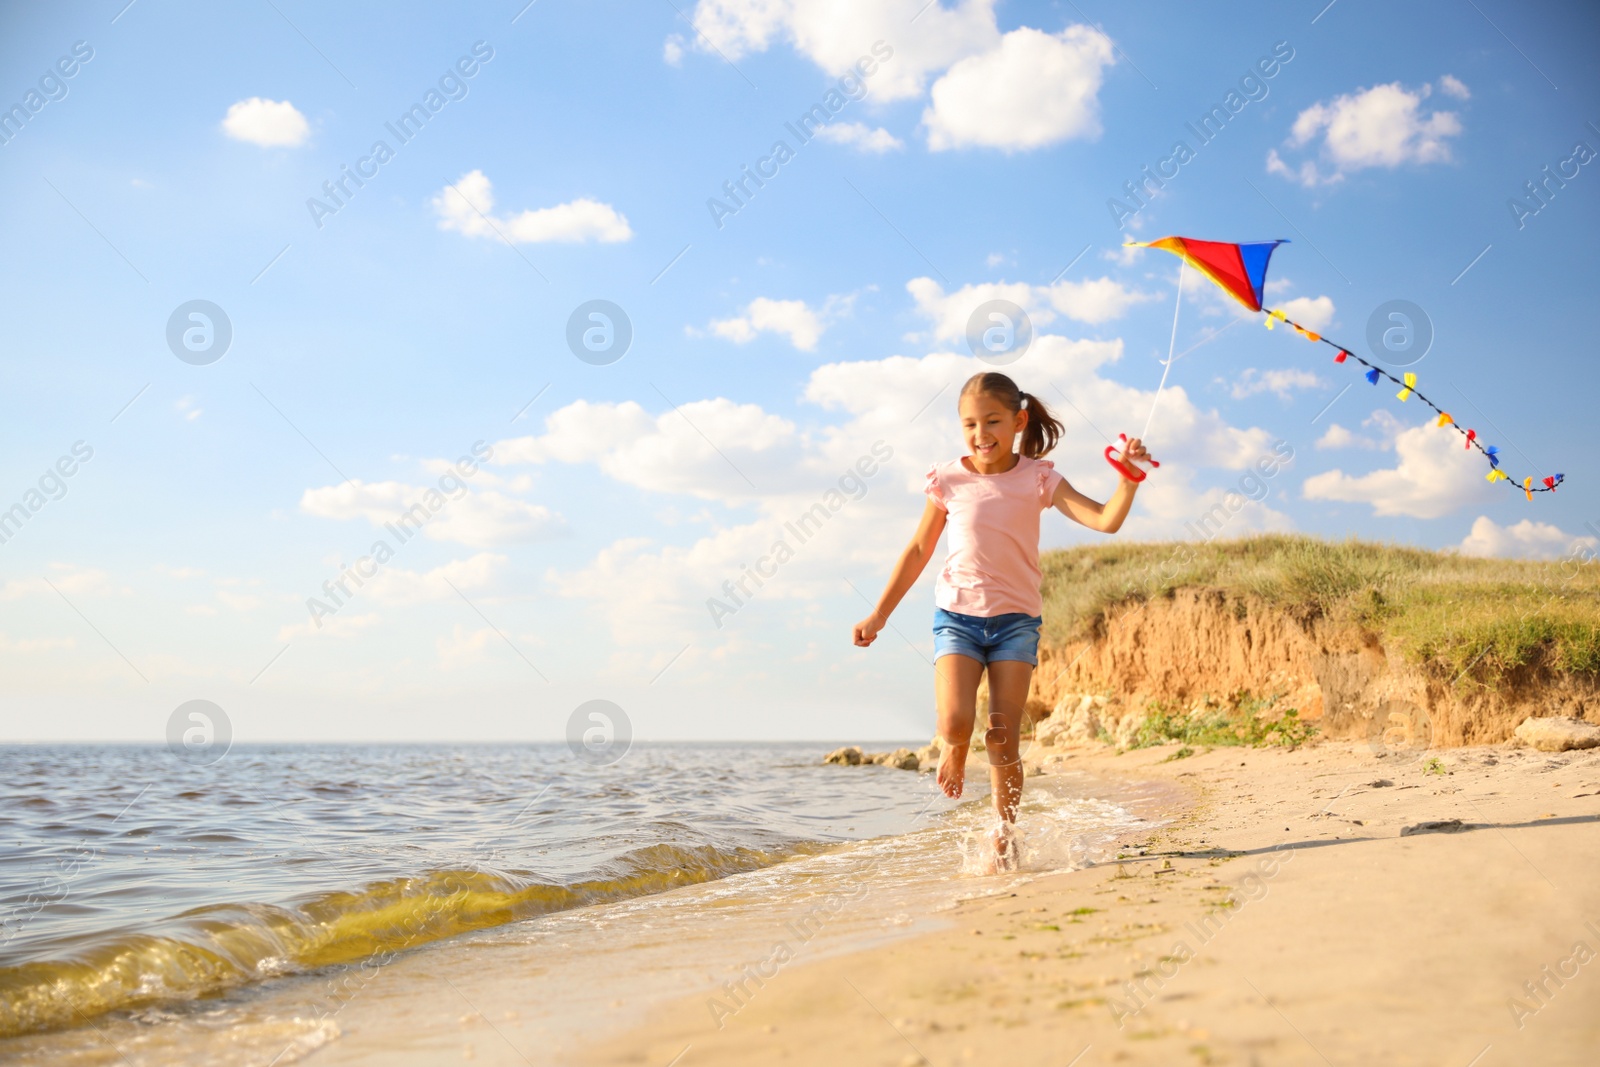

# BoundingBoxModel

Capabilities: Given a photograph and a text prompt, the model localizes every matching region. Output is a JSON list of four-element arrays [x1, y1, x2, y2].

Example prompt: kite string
[[1139, 258, 1185, 442], [1272, 310, 1560, 495]]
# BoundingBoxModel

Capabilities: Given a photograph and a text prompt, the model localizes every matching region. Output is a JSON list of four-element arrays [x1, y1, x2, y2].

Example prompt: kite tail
[[1266, 309, 1563, 497]]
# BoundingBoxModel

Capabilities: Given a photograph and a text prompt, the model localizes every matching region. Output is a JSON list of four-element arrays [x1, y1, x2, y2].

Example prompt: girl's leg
[[983, 660, 1035, 825], [934, 654, 984, 798]]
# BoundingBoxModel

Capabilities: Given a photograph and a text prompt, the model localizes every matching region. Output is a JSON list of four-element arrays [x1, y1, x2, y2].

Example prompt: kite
[[1113, 236, 1562, 500]]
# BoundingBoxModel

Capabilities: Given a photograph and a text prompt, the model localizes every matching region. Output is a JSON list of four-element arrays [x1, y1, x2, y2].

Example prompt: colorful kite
[[1123, 236, 1563, 500]]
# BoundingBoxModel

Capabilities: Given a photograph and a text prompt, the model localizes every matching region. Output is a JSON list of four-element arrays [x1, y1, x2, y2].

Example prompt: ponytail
[[959, 373, 1064, 458]]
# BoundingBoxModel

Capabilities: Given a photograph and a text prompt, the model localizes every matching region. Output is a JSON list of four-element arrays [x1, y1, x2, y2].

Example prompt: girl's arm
[[1050, 436, 1150, 533], [1050, 477, 1137, 533], [852, 499, 947, 647]]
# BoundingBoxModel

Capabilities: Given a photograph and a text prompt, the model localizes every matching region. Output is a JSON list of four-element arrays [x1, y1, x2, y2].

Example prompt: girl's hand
[[852, 611, 886, 647], [1120, 436, 1152, 479]]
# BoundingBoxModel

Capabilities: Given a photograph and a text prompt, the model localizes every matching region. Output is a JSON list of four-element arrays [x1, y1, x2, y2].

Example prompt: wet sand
[[573, 740, 1600, 1067]]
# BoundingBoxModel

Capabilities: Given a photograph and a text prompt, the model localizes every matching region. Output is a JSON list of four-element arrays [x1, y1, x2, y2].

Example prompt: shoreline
[[574, 739, 1600, 1067], [8, 740, 1593, 1065]]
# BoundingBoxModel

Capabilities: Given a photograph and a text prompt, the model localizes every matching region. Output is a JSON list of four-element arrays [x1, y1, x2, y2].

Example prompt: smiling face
[[958, 390, 1027, 472]]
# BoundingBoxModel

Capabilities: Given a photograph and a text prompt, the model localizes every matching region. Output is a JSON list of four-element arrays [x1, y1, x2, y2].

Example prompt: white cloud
[[277, 612, 380, 644], [682, 4, 1113, 153], [1047, 275, 1160, 325], [709, 297, 826, 350], [1230, 368, 1325, 400], [364, 554, 508, 607], [1268, 80, 1465, 187], [1303, 419, 1490, 518], [300, 478, 564, 547], [1103, 244, 1141, 268], [1276, 295, 1335, 332], [687, 0, 1002, 103], [1265, 148, 1327, 188], [491, 398, 803, 502], [437, 624, 494, 670], [216, 589, 263, 612], [1459, 516, 1595, 561], [0, 632, 75, 654], [0, 565, 123, 601], [813, 121, 903, 153], [221, 97, 310, 147], [908, 277, 1041, 342], [663, 34, 686, 66], [1314, 409, 1404, 451], [924, 26, 1114, 151], [907, 274, 1155, 342], [1314, 423, 1358, 450], [1436, 74, 1470, 100], [433, 170, 632, 244]]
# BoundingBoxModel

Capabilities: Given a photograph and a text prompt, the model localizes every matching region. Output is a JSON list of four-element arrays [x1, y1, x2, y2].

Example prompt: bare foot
[[990, 822, 1018, 873], [938, 742, 968, 798]]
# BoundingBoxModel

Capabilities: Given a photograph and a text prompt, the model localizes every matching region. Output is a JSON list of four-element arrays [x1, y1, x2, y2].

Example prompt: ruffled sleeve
[[924, 463, 948, 511], [1035, 458, 1063, 508]]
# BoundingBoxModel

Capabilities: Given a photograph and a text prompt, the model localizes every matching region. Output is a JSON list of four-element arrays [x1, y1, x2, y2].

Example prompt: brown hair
[[959, 372, 1064, 459]]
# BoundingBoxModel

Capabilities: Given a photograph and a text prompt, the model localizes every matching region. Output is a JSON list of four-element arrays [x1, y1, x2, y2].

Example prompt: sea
[[0, 742, 1167, 1065]]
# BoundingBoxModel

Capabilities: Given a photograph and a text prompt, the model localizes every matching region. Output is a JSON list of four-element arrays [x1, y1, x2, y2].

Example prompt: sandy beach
[[572, 739, 1600, 1067]]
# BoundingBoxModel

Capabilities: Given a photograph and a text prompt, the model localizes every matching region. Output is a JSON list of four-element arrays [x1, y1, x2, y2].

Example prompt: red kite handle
[[1104, 433, 1159, 482]]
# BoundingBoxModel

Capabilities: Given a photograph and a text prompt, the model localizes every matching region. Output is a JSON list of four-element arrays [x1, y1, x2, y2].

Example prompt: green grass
[[1134, 695, 1318, 751], [1039, 534, 1600, 684]]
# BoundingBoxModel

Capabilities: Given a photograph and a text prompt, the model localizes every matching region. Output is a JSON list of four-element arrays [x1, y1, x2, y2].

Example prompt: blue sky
[[2, 0, 1596, 743]]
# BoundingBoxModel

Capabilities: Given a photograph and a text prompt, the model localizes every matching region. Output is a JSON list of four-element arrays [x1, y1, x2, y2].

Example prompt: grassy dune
[[1038, 534, 1600, 682]]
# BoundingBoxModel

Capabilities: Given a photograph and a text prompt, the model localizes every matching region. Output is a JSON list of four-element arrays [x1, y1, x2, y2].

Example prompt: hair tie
[[1020, 394, 1030, 410]]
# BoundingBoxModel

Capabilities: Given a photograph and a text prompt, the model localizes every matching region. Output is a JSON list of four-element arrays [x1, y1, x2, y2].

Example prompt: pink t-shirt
[[924, 454, 1064, 618]]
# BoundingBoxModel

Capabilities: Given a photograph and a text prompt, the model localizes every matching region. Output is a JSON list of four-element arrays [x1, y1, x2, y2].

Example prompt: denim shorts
[[932, 608, 1042, 666]]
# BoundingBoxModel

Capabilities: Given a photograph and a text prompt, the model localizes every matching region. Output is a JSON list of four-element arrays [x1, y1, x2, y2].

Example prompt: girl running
[[852, 372, 1150, 871]]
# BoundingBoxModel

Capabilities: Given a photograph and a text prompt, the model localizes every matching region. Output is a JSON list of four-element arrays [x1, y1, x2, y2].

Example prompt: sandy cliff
[[1026, 587, 1600, 749]]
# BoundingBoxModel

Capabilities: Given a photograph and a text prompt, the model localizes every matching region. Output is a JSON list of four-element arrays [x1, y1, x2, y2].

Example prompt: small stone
[[823, 746, 863, 765], [1513, 715, 1600, 753], [885, 747, 920, 770]]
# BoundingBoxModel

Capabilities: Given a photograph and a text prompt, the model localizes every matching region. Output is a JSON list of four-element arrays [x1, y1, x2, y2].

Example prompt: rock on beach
[[1512, 714, 1600, 752]]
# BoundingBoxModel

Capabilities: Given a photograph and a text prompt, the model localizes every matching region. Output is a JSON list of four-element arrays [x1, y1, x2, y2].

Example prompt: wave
[[0, 839, 821, 1039]]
